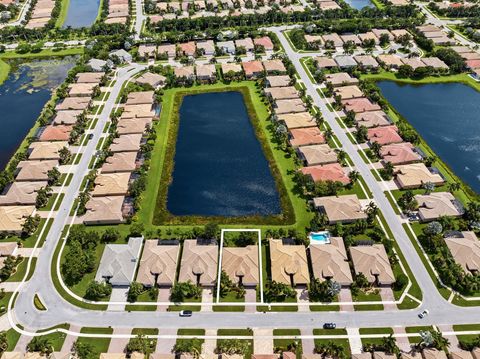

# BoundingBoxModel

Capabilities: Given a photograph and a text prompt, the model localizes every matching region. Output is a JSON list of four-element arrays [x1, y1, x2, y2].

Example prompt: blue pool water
[[309, 231, 331, 244]]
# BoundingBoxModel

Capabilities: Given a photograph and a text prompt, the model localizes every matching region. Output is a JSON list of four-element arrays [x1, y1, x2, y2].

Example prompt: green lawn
[[0, 59, 10, 86], [176, 329, 205, 353], [273, 329, 302, 358], [125, 290, 157, 311], [213, 291, 245, 312], [55, 0, 70, 27], [7, 258, 36, 282], [76, 327, 113, 354], [6, 328, 21, 351], [168, 296, 202, 312], [313, 329, 347, 335], [217, 329, 253, 359], [359, 328, 393, 335]]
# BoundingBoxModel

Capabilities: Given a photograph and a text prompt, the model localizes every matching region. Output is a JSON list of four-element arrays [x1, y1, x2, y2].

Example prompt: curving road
[[9, 33, 480, 335]]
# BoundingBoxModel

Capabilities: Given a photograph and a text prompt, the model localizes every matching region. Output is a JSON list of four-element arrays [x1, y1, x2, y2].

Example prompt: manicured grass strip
[[6, 328, 21, 351], [273, 329, 302, 358], [7, 258, 36, 282], [214, 291, 244, 312], [33, 294, 46, 311], [0, 59, 11, 86], [55, 0, 70, 27], [313, 329, 347, 335], [359, 328, 393, 335], [453, 324, 480, 332], [77, 327, 113, 354], [125, 290, 157, 311]]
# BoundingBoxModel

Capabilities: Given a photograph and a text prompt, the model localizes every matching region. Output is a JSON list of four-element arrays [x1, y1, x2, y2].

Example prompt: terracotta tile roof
[[394, 163, 445, 189], [68, 83, 97, 97], [222, 245, 259, 286], [0, 206, 35, 233], [301, 163, 350, 184], [221, 63, 243, 74], [242, 61, 264, 77], [137, 240, 180, 287], [334, 85, 363, 100], [269, 239, 309, 285], [116, 118, 151, 135], [174, 66, 195, 79], [350, 244, 395, 285], [92, 172, 131, 197], [266, 75, 291, 87], [83, 196, 125, 225], [367, 125, 403, 145], [342, 98, 381, 113], [0, 181, 48, 206], [380, 142, 421, 165], [309, 237, 353, 285], [355, 110, 390, 128], [39, 125, 72, 142], [101, 152, 138, 173], [28, 141, 68, 160], [444, 231, 480, 275], [415, 192, 461, 221], [110, 134, 143, 152], [275, 99, 306, 114], [263, 59, 287, 73], [135, 72, 166, 88], [265, 86, 298, 100], [16, 160, 57, 182], [178, 240, 218, 286], [253, 36, 274, 50], [297, 144, 337, 166], [75, 72, 105, 84], [315, 56, 337, 69], [122, 104, 154, 119], [126, 91, 155, 105], [53, 110, 83, 125], [325, 73, 359, 87], [289, 127, 325, 147], [313, 194, 368, 224], [55, 97, 91, 111]]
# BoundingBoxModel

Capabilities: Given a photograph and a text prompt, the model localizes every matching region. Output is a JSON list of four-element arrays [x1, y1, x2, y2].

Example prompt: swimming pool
[[309, 231, 331, 245]]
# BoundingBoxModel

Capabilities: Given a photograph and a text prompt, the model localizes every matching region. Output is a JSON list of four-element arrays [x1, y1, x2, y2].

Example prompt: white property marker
[[216, 229, 263, 304]]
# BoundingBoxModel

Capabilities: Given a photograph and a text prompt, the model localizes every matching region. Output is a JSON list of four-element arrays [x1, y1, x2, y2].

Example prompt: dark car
[[88, 134, 94, 140], [323, 323, 336, 329], [179, 310, 193, 317]]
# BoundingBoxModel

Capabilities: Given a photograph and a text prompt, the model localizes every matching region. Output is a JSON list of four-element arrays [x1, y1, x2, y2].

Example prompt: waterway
[[62, 0, 100, 28], [167, 91, 282, 217], [0, 57, 77, 170], [378, 81, 480, 194], [345, 0, 373, 9]]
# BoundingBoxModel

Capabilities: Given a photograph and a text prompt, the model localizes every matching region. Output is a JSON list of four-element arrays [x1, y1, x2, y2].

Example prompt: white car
[[418, 309, 429, 319], [179, 310, 193, 317]]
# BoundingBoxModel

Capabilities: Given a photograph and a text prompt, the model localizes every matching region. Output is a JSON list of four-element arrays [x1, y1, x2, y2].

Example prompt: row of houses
[[0, 72, 104, 234], [450, 45, 480, 76], [148, 2, 303, 22], [323, 72, 463, 223], [95, 235, 395, 290], [138, 36, 275, 59], [82, 88, 157, 225], [416, 24, 456, 46], [305, 28, 411, 49], [25, 0, 55, 29], [106, 0, 129, 24], [315, 54, 449, 71], [173, 59, 287, 83], [152, 0, 295, 14]]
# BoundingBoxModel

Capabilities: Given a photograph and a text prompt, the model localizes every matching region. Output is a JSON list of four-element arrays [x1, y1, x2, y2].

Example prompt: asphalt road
[[9, 32, 480, 335]]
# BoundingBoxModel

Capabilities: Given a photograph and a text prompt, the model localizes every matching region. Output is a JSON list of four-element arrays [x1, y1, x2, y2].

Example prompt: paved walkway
[[253, 328, 273, 354], [108, 328, 131, 353], [296, 288, 310, 312], [155, 328, 176, 354], [0, 311, 11, 331], [16, 248, 40, 257], [0, 282, 21, 291], [347, 328, 363, 354], [380, 288, 397, 311], [393, 327, 411, 353], [108, 288, 128, 311], [201, 289, 213, 312], [14, 334, 30, 353], [157, 288, 170, 312], [300, 328, 315, 354], [339, 289, 354, 312], [245, 288, 256, 313], [203, 329, 217, 356], [61, 324, 81, 352]]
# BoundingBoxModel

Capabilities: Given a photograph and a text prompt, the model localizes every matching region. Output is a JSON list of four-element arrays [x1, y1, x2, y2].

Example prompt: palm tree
[[381, 334, 399, 355], [336, 150, 347, 165], [324, 128, 334, 141], [423, 181, 435, 195], [448, 182, 460, 192], [348, 170, 359, 184], [370, 141, 382, 157]]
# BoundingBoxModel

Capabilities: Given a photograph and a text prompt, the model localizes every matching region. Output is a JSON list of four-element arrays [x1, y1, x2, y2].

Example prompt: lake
[[62, 0, 100, 28], [167, 91, 282, 217], [378, 81, 480, 194], [0, 57, 77, 170], [345, 0, 373, 9]]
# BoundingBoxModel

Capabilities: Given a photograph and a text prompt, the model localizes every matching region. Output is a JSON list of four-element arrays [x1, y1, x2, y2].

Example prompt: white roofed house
[[95, 237, 143, 286]]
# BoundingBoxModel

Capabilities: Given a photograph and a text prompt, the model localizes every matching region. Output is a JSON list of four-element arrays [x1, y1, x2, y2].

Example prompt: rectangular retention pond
[[167, 91, 282, 217], [62, 0, 100, 28], [378, 81, 480, 194]]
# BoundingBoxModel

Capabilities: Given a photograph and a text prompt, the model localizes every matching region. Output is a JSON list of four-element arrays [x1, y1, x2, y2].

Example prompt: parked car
[[418, 309, 429, 319], [323, 323, 336, 329], [179, 310, 193, 317]]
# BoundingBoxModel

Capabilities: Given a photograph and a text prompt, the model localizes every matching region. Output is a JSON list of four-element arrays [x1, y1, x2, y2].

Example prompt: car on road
[[323, 323, 336, 329], [418, 310, 429, 319], [88, 134, 94, 140], [179, 310, 193, 317]]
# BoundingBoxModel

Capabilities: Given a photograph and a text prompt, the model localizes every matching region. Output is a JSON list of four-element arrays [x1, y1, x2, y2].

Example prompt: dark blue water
[[0, 57, 76, 170], [167, 91, 281, 216], [62, 0, 100, 28], [345, 0, 373, 9], [378, 81, 480, 194]]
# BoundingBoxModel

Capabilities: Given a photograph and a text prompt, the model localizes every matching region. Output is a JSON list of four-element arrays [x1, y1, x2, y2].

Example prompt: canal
[[0, 57, 77, 170], [62, 0, 101, 28], [167, 91, 282, 217], [378, 81, 480, 194]]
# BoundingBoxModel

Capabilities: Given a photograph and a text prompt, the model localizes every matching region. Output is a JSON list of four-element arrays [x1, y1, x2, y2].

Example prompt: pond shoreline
[[362, 73, 480, 202]]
